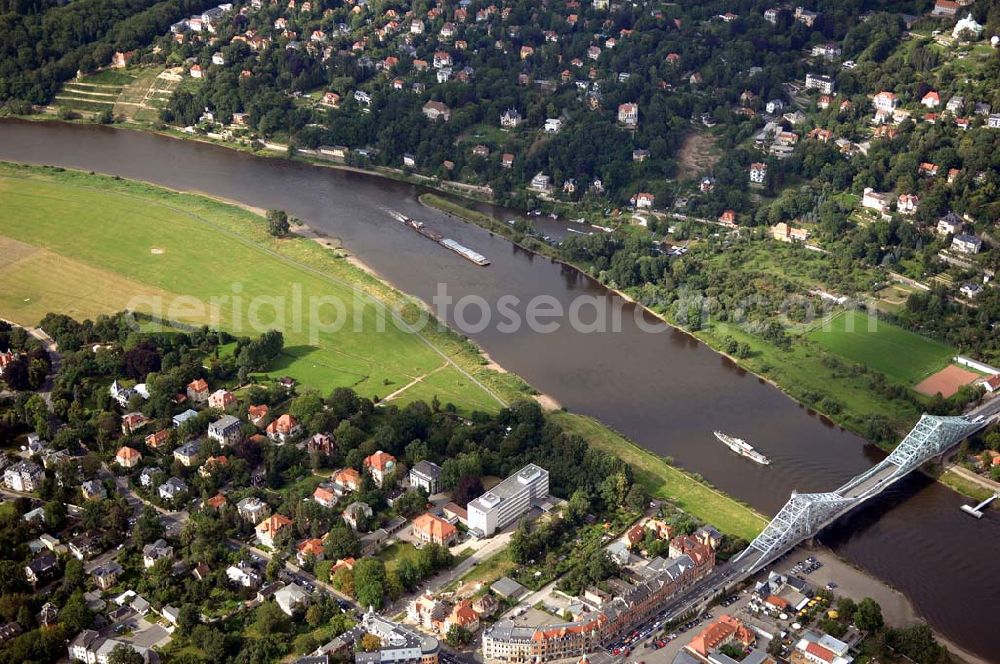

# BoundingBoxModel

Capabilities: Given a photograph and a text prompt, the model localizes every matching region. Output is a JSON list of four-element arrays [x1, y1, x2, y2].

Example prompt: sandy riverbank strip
[[776, 546, 989, 664]]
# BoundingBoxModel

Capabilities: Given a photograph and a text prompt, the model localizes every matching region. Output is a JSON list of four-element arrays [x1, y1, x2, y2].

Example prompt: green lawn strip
[[807, 311, 954, 384], [551, 412, 767, 541], [938, 468, 996, 504]]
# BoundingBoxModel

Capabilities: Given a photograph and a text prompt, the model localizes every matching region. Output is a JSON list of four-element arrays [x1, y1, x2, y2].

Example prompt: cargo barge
[[387, 209, 490, 266]]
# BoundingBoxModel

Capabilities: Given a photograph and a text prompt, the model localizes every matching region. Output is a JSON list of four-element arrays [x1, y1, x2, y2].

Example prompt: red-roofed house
[[145, 429, 170, 450], [364, 450, 397, 486], [445, 599, 480, 633], [296, 538, 325, 564], [266, 414, 302, 443], [313, 485, 338, 508], [412, 512, 458, 546], [718, 210, 738, 228], [116, 446, 142, 468], [255, 514, 293, 548], [333, 467, 362, 494], [205, 493, 227, 510], [208, 389, 236, 410], [187, 379, 210, 403], [248, 404, 269, 427], [121, 413, 149, 435], [687, 615, 755, 658]]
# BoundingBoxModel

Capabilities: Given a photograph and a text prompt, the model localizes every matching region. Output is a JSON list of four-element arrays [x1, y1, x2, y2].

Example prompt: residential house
[[632, 192, 655, 209], [897, 194, 919, 215], [145, 429, 170, 450], [227, 563, 262, 588], [795, 630, 853, 664], [873, 91, 898, 113], [208, 414, 242, 446], [109, 380, 137, 408], [297, 538, 325, 565], [422, 101, 451, 122], [81, 480, 106, 500], [25, 552, 58, 585], [256, 514, 293, 548], [749, 162, 768, 183], [766, 99, 784, 114], [445, 599, 480, 634], [544, 118, 563, 133], [501, 153, 514, 168], [364, 450, 397, 487], [208, 389, 236, 410], [248, 404, 269, 427], [922, 91, 941, 108], [275, 583, 310, 616], [618, 102, 639, 128], [4, 461, 44, 492], [805, 74, 834, 94], [947, 96, 965, 114], [159, 476, 188, 502], [68, 629, 102, 663], [91, 562, 123, 590], [237, 496, 270, 522], [68, 535, 100, 560], [142, 539, 174, 568], [313, 484, 338, 508], [718, 210, 738, 228], [936, 211, 964, 235], [332, 467, 362, 494], [960, 283, 983, 299], [951, 233, 982, 254], [687, 614, 756, 658], [919, 162, 939, 177], [266, 413, 302, 443], [530, 172, 551, 191], [861, 188, 893, 216], [307, 432, 335, 456], [931, 0, 959, 16], [173, 440, 202, 467], [121, 412, 149, 435], [342, 501, 373, 531], [412, 512, 458, 546], [410, 460, 442, 494], [172, 409, 198, 428], [187, 379, 210, 403]]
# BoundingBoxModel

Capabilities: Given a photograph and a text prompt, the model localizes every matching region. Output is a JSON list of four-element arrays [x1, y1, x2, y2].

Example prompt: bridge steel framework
[[734, 414, 984, 574]]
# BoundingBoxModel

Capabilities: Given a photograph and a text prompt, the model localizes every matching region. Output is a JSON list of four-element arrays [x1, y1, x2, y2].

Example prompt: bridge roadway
[[651, 404, 1000, 627]]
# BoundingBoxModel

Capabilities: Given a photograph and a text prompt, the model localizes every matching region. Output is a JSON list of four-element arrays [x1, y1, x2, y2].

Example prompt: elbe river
[[0, 120, 997, 660]]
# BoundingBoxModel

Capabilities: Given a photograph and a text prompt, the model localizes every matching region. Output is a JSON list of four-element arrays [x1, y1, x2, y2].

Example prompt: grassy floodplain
[[0, 162, 516, 411]]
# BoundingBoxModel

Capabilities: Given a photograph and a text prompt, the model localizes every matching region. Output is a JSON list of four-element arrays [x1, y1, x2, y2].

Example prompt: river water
[[0, 120, 997, 660]]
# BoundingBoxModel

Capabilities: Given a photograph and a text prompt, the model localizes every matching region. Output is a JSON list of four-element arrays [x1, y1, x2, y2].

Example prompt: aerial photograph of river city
[[1, 0, 999, 663]]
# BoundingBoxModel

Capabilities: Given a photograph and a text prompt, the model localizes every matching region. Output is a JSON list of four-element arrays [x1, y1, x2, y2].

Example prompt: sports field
[[807, 311, 954, 385], [0, 163, 510, 411]]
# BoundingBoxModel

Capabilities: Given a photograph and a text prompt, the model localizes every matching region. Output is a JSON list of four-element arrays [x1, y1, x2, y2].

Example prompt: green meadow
[[807, 311, 955, 385], [0, 162, 515, 412]]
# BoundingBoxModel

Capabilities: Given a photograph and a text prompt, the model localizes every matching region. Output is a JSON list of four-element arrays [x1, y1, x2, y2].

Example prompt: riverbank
[[774, 547, 990, 664], [551, 411, 768, 541]]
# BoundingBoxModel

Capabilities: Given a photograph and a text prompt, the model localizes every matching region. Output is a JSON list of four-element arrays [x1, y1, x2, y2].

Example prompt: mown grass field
[[807, 311, 954, 385], [551, 412, 767, 541], [0, 163, 513, 412]]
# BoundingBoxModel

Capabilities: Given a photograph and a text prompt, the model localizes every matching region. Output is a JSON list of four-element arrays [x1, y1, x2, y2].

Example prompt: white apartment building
[[467, 464, 549, 537]]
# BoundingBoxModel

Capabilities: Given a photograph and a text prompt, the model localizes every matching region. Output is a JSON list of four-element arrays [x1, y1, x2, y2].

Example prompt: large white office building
[[468, 464, 549, 537]]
